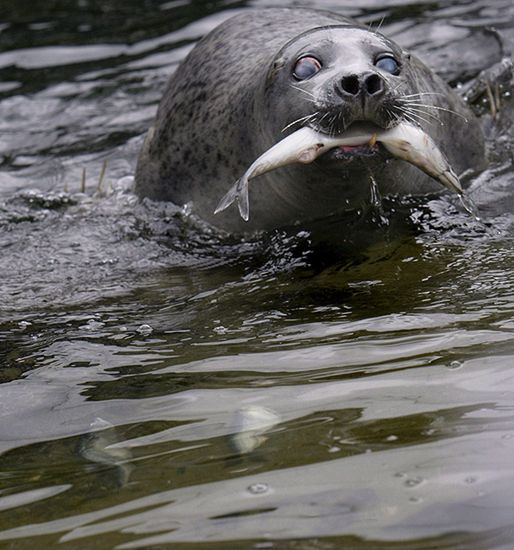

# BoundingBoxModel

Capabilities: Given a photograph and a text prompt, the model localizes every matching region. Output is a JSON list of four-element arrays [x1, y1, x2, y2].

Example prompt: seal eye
[[293, 56, 322, 80], [375, 55, 400, 75]]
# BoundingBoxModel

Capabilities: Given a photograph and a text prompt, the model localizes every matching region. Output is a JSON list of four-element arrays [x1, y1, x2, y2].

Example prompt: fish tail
[[237, 183, 250, 221], [214, 178, 250, 221], [440, 167, 463, 195]]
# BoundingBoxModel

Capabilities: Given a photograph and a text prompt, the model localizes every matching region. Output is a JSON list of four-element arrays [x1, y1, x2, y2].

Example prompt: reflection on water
[[1, 0, 514, 548]]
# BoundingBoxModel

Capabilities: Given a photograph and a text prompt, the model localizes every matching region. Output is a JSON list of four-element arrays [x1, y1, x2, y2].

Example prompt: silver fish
[[79, 417, 133, 487], [230, 405, 280, 454], [214, 122, 462, 221]]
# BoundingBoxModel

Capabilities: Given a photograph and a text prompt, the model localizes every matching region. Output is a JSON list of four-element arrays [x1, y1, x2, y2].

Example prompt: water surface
[[1, 1, 514, 548]]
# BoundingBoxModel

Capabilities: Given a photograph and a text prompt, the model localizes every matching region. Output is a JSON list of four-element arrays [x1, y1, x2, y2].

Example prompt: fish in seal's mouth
[[214, 121, 462, 222]]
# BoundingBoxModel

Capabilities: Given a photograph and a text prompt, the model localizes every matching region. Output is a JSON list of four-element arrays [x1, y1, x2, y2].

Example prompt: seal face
[[264, 26, 404, 136], [135, 8, 486, 233]]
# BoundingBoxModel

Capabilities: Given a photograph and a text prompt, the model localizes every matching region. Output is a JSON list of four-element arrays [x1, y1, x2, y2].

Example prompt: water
[[1, 1, 514, 548]]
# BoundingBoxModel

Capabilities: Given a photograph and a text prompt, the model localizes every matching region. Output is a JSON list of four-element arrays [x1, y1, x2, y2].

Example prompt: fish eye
[[375, 55, 400, 75], [293, 56, 322, 80]]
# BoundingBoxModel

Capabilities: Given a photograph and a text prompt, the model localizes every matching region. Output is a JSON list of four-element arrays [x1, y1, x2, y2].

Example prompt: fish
[[79, 417, 133, 487], [214, 122, 462, 221], [230, 405, 280, 454]]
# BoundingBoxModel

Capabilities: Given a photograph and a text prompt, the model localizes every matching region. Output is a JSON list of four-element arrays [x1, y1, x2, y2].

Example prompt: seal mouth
[[328, 141, 381, 161], [315, 121, 387, 163]]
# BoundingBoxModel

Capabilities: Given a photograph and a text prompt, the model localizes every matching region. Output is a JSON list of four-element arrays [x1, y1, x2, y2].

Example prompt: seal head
[[263, 26, 404, 138]]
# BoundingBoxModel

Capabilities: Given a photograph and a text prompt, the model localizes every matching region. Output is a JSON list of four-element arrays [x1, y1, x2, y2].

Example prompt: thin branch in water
[[96, 160, 108, 193], [80, 168, 86, 193]]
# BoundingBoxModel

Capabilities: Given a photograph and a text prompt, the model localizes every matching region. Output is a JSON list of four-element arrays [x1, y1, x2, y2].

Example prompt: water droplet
[[247, 482, 269, 495], [213, 325, 227, 335], [458, 194, 481, 221], [137, 324, 153, 336], [100, 257, 118, 265], [181, 202, 193, 216], [81, 319, 105, 331], [405, 476, 424, 488], [328, 446, 340, 453], [386, 435, 398, 442], [18, 321, 32, 330], [111, 176, 134, 193], [446, 360, 463, 370]]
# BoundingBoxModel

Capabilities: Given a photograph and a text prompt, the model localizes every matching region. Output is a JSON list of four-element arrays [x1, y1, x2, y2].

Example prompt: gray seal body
[[135, 8, 486, 233]]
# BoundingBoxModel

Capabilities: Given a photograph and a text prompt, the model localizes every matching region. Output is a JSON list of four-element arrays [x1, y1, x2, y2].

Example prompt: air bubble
[[247, 482, 269, 495], [405, 476, 424, 488], [446, 360, 463, 370], [137, 324, 153, 335], [81, 319, 105, 331]]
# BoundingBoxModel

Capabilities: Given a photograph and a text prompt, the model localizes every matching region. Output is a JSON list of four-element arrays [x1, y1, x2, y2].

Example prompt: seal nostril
[[341, 75, 360, 96], [365, 73, 383, 95]]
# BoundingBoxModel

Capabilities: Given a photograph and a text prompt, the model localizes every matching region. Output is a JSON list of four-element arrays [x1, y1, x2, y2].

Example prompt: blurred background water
[[1, 1, 514, 548]]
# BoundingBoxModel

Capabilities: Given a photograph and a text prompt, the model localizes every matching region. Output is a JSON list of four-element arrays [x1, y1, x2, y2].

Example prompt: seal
[[135, 8, 486, 233]]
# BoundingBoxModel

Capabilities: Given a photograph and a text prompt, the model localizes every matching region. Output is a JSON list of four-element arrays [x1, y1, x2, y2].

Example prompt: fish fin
[[440, 168, 463, 195], [237, 183, 250, 221], [214, 178, 250, 221], [214, 179, 240, 215]]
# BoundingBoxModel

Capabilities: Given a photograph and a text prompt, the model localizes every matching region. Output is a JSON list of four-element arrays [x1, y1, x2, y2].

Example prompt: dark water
[[1, 1, 514, 548]]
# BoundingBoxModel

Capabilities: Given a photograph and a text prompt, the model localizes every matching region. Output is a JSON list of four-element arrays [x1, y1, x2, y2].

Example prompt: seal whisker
[[337, 111, 346, 134], [394, 107, 428, 128], [290, 84, 317, 104], [396, 104, 441, 126], [400, 92, 446, 99], [397, 110, 421, 127], [404, 108, 441, 126], [398, 101, 468, 122], [315, 111, 336, 136], [403, 105, 442, 122], [319, 111, 331, 126], [374, 15, 386, 34], [281, 113, 318, 133], [385, 107, 402, 127], [403, 107, 437, 127], [328, 113, 341, 137]]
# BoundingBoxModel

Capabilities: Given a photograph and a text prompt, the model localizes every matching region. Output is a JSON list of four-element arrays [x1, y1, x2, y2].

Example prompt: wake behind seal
[[135, 8, 487, 233]]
